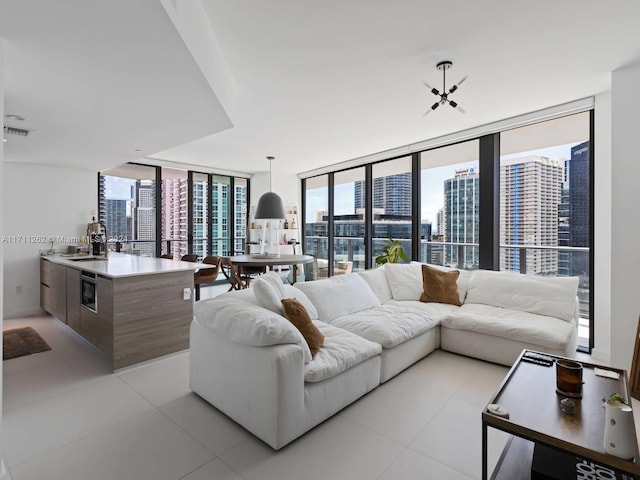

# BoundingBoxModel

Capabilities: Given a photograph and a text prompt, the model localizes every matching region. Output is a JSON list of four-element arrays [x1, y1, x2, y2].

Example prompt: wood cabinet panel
[[40, 258, 67, 321], [66, 268, 81, 332], [112, 271, 192, 369]]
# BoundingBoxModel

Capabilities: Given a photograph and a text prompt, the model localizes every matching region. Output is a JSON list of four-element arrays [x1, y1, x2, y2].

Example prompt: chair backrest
[[194, 255, 221, 284], [220, 257, 249, 290], [159, 253, 173, 259], [181, 254, 198, 262]]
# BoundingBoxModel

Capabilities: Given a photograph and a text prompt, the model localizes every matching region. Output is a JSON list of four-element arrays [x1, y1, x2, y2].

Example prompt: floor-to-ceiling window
[[191, 172, 209, 260], [334, 168, 366, 273], [499, 111, 591, 348], [99, 163, 158, 257], [304, 175, 329, 276], [100, 164, 249, 261], [372, 156, 413, 266], [160, 167, 188, 258], [302, 107, 593, 352], [210, 175, 231, 256], [234, 178, 249, 255], [420, 140, 480, 268]]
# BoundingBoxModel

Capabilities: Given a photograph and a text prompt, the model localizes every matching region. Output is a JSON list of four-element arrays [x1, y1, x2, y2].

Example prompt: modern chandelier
[[423, 60, 467, 115]]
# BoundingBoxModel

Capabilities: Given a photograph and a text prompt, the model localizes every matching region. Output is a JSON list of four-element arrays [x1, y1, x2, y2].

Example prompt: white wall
[[250, 170, 300, 211], [592, 91, 612, 364], [2, 163, 97, 318], [610, 62, 640, 370], [0, 37, 10, 480]]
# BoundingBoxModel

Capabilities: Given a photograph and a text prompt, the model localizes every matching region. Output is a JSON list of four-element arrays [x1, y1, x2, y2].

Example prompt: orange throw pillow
[[281, 298, 325, 358], [419, 264, 461, 306]]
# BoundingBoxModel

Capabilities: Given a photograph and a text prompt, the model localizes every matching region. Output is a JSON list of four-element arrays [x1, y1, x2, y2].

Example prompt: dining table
[[227, 254, 314, 284]]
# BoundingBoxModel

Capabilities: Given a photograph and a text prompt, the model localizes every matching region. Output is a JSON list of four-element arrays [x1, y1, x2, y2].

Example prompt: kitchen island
[[40, 253, 210, 370]]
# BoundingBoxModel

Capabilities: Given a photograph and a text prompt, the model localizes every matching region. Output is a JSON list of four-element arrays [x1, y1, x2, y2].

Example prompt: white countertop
[[41, 252, 213, 279]]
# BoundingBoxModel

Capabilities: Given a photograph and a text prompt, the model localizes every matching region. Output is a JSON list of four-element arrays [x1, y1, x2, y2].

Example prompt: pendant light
[[255, 156, 286, 219]]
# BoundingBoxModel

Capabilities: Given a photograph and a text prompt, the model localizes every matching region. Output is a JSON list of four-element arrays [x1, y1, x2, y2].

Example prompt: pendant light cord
[[267, 156, 274, 192]]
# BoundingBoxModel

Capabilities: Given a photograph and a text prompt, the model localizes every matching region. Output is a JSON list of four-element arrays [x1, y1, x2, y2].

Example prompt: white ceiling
[[2, 1, 640, 178]]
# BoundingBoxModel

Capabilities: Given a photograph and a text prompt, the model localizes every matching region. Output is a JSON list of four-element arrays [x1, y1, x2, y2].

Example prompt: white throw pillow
[[295, 273, 380, 323], [383, 263, 423, 300], [357, 267, 393, 303], [195, 297, 312, 363], [260, 271, 286, 298], [253, 276, 284, 314]]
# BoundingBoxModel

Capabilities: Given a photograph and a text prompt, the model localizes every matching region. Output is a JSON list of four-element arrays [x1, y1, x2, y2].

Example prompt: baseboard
[[590, 348, 611, 366]]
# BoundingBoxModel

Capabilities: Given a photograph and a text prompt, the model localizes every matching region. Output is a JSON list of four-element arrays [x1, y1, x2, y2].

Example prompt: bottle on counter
[[291, 218, 297, 229], [284, 218, 289, 229]]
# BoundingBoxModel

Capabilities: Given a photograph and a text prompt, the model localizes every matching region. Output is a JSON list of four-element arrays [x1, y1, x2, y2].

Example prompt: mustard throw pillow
[[281, 298, 325, 358], [420, 264, 461, 306]]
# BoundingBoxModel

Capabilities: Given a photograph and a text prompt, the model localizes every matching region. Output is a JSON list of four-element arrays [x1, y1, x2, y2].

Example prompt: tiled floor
[[1, 285, 612, 480]]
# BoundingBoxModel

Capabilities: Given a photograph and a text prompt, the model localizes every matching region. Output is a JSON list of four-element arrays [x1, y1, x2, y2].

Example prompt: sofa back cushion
[[295, 273, 380, 323], [384, 262, 470, 304], [357, 267, 393, 303], [465, 270, 579, 322], [195, 296, 312, 363]]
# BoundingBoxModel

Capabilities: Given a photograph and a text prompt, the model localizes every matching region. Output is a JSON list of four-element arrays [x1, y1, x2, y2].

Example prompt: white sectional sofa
[[190, 262, 579, 449]]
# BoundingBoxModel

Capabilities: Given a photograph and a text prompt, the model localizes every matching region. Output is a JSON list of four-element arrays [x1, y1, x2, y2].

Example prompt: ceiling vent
[[3, 125, 34, 137]]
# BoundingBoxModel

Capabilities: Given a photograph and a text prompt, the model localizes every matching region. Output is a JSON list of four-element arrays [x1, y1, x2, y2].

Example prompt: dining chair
[[220, 257, 251, 291], [159, 253, 173, 259], [194, 256, 221, 301], [181, 254, 198, 262]]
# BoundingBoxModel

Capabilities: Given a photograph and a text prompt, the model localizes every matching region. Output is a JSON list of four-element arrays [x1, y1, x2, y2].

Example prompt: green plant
[[609, 392, 627, 404], [375, 238, 408, 265]]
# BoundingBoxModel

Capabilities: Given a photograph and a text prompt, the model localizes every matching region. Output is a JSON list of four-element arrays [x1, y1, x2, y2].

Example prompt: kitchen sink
[[68, 257, 108, 262]]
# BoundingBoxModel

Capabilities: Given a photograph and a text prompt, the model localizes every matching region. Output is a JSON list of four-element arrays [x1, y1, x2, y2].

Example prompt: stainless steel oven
[[81, 271, 97, 312]]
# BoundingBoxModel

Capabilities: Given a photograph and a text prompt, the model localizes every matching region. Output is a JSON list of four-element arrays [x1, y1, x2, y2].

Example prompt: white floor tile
[[340, 372, 449, 445], [3, 353, 112, 411], [159, 393, 251, 456], [180, 459, 244, 480], [117, 351, 191, 407], [379, 448, 474, 480], [9, 410, 214, 480], [4, 376, 153, 466], [408, 397, 509, 479], [220, 416, 404, 480]]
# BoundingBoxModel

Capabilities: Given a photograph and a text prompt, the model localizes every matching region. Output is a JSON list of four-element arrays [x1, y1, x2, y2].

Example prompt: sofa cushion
[[330, 305, 439, 348], [384, 263, 423, 300], [195, 296, 312, 363], [295, 274, 380, 322], [384, 262, 470, 304], [281, 298, 324, 358], [304, 321, 382, 383], [420, 264, 461, 306], [465, 270, 579, 322], [357, 267, 393, 303], [385, 299, 461, 321], [253, 273, 319, 320], [440, 303, 576, 350]]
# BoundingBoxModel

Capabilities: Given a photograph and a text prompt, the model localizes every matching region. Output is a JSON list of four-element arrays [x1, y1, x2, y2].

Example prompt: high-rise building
[[354, 172, 412, 216], [443, 167, 479, 268], [211, 181, 229, 255], [500, 156, 562, 275], [104, 199, 127, 242], [161, 178, 188, 259], [134, 180, 155, 256]]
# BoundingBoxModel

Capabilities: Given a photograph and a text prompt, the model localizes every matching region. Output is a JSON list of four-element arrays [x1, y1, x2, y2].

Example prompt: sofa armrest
[[189, 318, 306, 449]]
